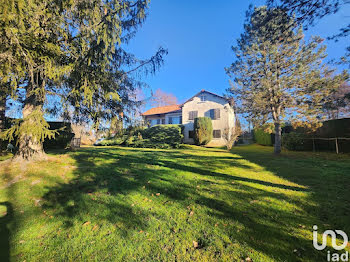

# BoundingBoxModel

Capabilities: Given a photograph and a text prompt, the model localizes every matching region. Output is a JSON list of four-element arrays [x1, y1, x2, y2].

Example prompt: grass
[[0, 144, 349, 261]]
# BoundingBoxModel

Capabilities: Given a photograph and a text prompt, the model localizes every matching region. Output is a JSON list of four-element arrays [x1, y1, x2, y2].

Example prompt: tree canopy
[[268, 0, 350, 67], [0, 0, 167, 159], [225, 5, 348, 154]]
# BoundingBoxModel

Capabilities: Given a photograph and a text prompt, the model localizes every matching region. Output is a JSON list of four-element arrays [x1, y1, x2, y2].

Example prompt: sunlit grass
[[0, 144, 349, 261]]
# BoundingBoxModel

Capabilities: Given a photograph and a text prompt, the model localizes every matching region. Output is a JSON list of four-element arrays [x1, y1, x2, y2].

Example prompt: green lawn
[[0, 145, 349, 261]]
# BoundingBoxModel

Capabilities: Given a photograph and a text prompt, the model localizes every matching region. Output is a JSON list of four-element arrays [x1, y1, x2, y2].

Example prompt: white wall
[[182, 92, 235, 146]]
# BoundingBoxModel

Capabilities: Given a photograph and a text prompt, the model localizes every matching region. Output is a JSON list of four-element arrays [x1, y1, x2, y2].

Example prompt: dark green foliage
[[142, 125, 183, 147], [282, 133, 306, 151], [225, 5, 348, 154], [282, 118, 350, 152], [1, 119, 73, 150], [253, 129, 273, 146], [97, 124, 183, 149], [43, 122, 74, 150], [193, 117, 213, 145], [0, 1, 167, 159], [316, 118, 350, 138]]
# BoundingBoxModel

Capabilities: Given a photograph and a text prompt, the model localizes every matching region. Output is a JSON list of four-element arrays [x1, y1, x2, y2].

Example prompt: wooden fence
[[305, 137, 350, 154]]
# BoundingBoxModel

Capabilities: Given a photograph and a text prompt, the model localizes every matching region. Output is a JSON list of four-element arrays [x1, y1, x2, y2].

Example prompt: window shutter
[[189, 111, 198, 120], [210, 109, 214, 119], [214, 109, 220, 120]]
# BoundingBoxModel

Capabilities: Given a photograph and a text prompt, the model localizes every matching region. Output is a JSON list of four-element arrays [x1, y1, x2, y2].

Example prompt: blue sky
[[127, 0, 350, 105]]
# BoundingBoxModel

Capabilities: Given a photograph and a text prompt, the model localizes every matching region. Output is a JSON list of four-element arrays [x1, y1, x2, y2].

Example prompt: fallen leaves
[[83, 221, 91, 226]]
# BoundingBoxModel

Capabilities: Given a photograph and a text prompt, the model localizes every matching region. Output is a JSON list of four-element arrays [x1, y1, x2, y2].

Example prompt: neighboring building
[[142, 90, 236, 146]]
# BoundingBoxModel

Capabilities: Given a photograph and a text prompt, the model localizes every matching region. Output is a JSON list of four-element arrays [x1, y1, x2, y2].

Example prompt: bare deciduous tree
[[223, 119, 242, 150], [151, 89, 178, 107]]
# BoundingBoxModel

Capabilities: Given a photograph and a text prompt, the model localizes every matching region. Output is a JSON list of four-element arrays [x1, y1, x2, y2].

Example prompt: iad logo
[[313, 225, 349, 262]]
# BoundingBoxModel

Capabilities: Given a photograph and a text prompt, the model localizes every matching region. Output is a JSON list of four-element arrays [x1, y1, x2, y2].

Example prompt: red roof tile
[[142, 105, 181, 116]]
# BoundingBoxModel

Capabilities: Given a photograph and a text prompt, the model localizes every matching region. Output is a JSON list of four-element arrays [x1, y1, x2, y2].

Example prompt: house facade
[[142, 90, 236, 146]]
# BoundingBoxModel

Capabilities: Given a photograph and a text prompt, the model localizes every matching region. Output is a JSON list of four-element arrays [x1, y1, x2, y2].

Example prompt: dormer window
[[200, 95, 206, 102]]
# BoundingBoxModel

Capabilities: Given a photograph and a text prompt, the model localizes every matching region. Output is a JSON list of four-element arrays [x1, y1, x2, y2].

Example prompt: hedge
[[96, 124, 184, 149], [282, 132, 306, 151], [253, 128, 273, 146], [193, 117, 213, 145], [281, 118, 350, 153]]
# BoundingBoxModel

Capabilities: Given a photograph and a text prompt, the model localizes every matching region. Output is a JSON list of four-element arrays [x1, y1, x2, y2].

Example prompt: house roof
[[142, 90, 230, 116], [141, 104, 181, 116], [180, 89, 228, 106]]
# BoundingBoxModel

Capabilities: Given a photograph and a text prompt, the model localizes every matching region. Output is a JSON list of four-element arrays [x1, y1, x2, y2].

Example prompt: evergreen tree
[[225, 6, 347, 154], [268, 0, 350, 67], [0, 0, 166, 160]]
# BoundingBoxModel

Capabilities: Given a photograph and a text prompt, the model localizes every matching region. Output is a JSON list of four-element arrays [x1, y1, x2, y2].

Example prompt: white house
[[142, 90, 236, 146]]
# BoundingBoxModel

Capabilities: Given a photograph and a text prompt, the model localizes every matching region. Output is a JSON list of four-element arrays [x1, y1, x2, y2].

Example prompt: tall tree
[[0, 0, 166, 160], [225, 6, 348, 154], [0, 84, 8, 153], [268, 0, 350, 67]]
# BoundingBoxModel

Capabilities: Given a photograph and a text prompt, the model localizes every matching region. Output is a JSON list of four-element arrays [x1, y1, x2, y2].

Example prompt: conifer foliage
[[225, 6, 347, 154], [0, 0, 167, 160]]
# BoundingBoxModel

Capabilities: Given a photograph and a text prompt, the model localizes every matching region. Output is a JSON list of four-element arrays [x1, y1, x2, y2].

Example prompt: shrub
[[43, 122, 74, 149], [95, 124, 183, 149], [98, 136, 126, 146], [282, 132, 306, 151], [253, 128, 273, 146], [141, 124, 183, 148], [193, 117, 213, 145]]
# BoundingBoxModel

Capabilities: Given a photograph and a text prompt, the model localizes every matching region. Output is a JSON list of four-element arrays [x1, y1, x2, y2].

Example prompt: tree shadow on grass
[[230, 146, 350, 231], [40, 146, 343, 261], [0, 202, 13, 262]]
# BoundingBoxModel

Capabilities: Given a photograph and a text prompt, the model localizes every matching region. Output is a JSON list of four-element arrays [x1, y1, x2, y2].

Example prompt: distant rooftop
[[141, 104, 181, 116]]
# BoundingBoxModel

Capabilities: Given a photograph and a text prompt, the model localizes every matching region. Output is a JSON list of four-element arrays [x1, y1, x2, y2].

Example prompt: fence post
[[335, 138, 339, 154]]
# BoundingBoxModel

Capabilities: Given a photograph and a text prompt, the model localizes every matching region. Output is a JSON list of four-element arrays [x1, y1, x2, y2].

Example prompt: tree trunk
[[274, 122, 282, 154], [0, 94, 6, 154], [14, 86, 46, 161]]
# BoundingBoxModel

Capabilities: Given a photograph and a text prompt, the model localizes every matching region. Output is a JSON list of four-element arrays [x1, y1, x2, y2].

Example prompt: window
[[213, 130, 221, 139], [161, 119, 165, 124], [189, 130, 194, 139], [156, 119, 161, 125], [200, 95, 206, 102], [150, 119, 157, 126], [169, 116, 180, 124], [188, 111, 198, 120], [210, 109, 220, 120]]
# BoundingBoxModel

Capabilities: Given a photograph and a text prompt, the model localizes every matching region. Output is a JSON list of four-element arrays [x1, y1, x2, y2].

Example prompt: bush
[[253, 128, 273, 146], [193, 117, 213, 145], [98, 136, 127, 146], [282, 132, 306, 151], [96, 124, 183, 149], [141, 124, 183, 148]]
